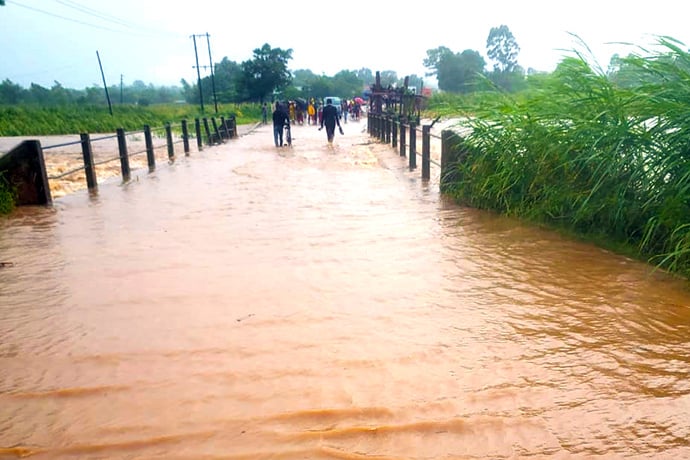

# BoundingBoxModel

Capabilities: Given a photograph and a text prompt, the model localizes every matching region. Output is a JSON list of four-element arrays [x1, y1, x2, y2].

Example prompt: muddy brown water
[[1, 120, 689, 459]]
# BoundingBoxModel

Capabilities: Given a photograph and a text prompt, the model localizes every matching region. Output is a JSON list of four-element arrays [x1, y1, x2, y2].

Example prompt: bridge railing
[[367, 112, 466, 189], [0, 115, 238, 205]]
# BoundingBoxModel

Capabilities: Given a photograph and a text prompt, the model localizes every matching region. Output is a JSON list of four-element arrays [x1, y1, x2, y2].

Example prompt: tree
[[486, 25, 525, 92], [423, 46, 455, 78], [239, 43, 293, 102], [213, 57, 243, 102], [486, 25, 520, 73], [438, 50, 486, 93], [292, 69, 318, 90], [27, 83, 50, 104], [423, 47, 486, 93], [355, 68, 374, 87], [0, 79, 25, 104], [332, 70, 364, 97]]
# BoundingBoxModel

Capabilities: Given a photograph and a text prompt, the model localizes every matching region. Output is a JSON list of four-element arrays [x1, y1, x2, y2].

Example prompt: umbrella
[[354, 97, 365, 105], [295, 98, 307, 110]]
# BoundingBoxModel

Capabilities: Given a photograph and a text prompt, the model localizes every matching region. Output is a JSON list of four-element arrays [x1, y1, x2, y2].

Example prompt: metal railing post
[[80, 133, 97, 191], [422, 125, 431, 180], [144, 125, 155, 171], [181, 119, 190, 155], [409, 123, 417, 170], [195, 118, 203, 151], [116, 128, 131, 182], [165, 123, 174, 161]]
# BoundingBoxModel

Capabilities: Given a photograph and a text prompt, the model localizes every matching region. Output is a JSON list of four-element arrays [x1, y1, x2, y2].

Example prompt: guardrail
[[0, 115, 238, 205], [366, 113, 466, 190]]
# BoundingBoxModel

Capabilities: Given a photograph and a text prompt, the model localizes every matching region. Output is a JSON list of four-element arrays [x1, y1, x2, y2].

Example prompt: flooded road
[[1, 120, 690, 459]]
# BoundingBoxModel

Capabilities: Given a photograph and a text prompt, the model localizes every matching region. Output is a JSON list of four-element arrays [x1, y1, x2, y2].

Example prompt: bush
[[0, 172, 15, 215]]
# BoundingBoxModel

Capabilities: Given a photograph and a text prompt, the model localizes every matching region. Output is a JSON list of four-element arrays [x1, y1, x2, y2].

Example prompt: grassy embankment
[[0, 103, 263, 214], [427, 38, 690, 279]]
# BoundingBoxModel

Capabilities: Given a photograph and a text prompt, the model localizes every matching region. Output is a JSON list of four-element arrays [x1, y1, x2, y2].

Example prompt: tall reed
[[442, 38, 690, 277]]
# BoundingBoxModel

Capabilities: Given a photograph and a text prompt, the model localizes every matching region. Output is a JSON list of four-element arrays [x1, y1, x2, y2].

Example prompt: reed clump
[[441, 37, 690, 278]]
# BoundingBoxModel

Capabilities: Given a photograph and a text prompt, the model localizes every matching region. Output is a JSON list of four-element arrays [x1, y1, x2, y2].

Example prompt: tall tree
[[486, 25, 520, 73], [332, 70, 364, 97], [0, 79, 25, 104], [355, 68, 374, 87], [213, 57, 243, 102], [439, 50, 486, 93], [239, 43, 293, 102], [423, 46, 455, 78]]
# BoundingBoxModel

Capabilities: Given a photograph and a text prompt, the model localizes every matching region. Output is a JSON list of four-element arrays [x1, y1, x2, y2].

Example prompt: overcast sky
[[2, 0, 689, 90]]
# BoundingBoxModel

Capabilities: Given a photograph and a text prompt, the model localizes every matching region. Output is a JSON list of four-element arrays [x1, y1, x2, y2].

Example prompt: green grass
[[433, 37, 690, 279], [0, 103, 263, 136]]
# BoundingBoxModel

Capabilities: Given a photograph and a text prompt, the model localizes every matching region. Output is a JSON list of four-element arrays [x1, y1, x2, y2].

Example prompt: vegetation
[[435, 37, 690, 278], [0, 172, 15, 215], [0, 103, 261, 136]]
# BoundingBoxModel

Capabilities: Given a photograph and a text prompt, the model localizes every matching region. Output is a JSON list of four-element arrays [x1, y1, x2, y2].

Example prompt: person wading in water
[[319, 98, 343, 145], [272, 102, 290, 147]]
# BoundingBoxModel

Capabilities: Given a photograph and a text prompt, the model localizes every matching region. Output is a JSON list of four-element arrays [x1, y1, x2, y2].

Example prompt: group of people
[[267, 98, 346, 147]]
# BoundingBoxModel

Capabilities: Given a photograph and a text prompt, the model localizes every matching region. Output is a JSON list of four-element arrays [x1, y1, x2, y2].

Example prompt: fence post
[[379, 115, 384, 140], [392, 118, 398, 149], [385, 116, 391, 144], [220, 116, 229, 140], [143, 125, 155, 171], [422, 125, 431, 180], [165, 123, 174, 161], [211, 117, 221, 144], [203, 118, 212, 145], [195, 118, 203, 151], [441, 129, 467, 193], [181, 119, 190, 155], [409, 122, 417, 170], [116, 128, 131, 182], [80, 133, 98, 192], [399, 123, 406, 157], [229, 115, 237, 138]]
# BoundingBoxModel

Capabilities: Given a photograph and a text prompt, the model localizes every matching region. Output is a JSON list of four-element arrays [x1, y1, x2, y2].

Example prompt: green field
[[0, 103, 262, 136]]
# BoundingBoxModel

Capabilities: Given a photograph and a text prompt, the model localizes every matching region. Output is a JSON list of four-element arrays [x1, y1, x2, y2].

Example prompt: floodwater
[[1, 120, 689, 459]]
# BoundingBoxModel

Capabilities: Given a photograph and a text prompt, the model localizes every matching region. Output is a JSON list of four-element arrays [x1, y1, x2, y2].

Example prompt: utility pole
[[191, 34, 204, 114], [205, 32, 218, 114], [96, 50, 113, 116], [120, 74, 123, 104]]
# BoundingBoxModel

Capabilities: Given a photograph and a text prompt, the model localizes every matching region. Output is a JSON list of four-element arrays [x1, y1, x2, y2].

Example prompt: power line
[[11, 2, 130, 34], [11, 0, 182, 39], [51, 0, 181, 38], [53, 0, 141, 30]]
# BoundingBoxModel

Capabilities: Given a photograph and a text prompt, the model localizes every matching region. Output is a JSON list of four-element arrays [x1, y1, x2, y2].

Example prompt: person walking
[[261, 102, 268, 125], [319, 98, 343, 144], [307, 101, 315, 125], [272, 102, 290, 147]]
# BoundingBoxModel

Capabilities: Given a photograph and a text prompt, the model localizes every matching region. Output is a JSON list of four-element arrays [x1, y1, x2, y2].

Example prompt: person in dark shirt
[[272, 102, 290, 147], [319, 98, 343, 144]]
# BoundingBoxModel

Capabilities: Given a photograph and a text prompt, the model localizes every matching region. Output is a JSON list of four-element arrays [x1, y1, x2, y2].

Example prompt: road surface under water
[[1, 120, 689, 459]]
